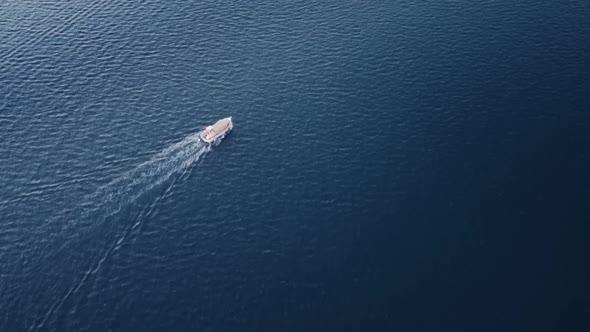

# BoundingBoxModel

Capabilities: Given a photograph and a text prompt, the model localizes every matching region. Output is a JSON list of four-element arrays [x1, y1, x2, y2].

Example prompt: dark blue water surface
[[1, 1, 590, 331]]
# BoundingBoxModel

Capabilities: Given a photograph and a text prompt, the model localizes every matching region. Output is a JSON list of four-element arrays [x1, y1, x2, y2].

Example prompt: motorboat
[[199, 117, 233, 143]]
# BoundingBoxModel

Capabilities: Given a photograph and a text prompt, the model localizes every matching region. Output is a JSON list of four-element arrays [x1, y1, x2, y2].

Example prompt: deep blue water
[[1, 0, 590, 331]]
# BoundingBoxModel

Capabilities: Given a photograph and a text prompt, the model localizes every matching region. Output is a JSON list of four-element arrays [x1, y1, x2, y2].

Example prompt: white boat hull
[[199, 117, 233, 143]]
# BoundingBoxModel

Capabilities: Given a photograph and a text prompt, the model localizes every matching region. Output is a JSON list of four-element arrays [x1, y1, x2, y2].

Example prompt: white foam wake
[[32, 131, 215, 331], [70, 131, 211, 229]]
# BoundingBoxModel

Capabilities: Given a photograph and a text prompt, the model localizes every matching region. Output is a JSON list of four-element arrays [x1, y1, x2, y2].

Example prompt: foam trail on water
[[30, 132, 219, 331], [69, 131, 211, 230]]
